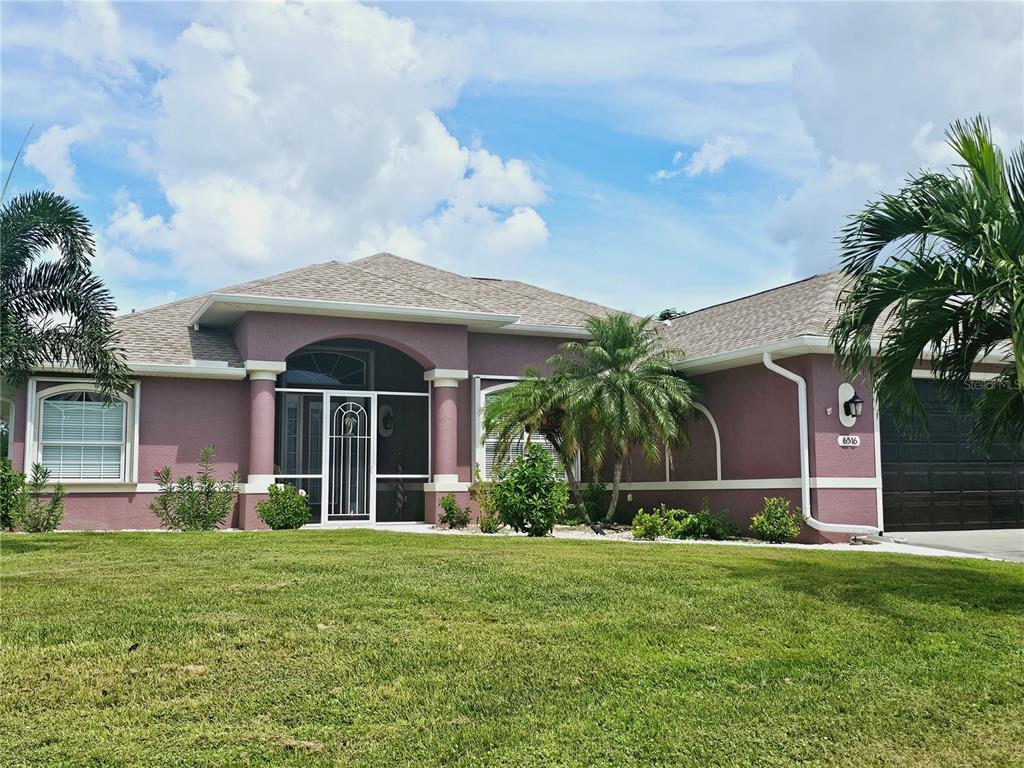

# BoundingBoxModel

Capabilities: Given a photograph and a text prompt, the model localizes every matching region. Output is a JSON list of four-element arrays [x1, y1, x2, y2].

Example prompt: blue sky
[[2, 2, 1021, 317]]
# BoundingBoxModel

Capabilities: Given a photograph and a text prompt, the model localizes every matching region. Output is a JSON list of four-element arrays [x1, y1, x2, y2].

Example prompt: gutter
[[762, 351, 880, 536]]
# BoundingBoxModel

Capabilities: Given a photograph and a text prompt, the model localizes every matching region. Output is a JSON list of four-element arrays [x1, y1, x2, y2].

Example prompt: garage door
[[881, 380, 1024, 531]]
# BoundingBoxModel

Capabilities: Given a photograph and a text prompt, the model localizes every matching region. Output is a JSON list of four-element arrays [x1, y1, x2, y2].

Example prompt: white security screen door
[[327, 396, 373, 521]]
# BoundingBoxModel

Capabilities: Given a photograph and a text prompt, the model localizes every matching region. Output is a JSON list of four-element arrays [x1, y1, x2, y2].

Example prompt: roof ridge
[[115, 293, 206, 321], [344, 255, 502, 315], [674, 272, 833, 321], [492, 277, 625, 316], [217, 258, 342, 296]]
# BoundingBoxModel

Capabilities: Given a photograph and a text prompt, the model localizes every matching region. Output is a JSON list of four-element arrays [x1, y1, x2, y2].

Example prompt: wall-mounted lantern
[[844, 392, 864, 418], [837, 382, 863, 428]]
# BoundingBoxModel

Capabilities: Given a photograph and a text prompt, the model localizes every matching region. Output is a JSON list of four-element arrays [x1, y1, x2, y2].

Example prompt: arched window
[[478, 382, 565, 481], [280, 350, 370, 389], [35, 386, 135, 481]]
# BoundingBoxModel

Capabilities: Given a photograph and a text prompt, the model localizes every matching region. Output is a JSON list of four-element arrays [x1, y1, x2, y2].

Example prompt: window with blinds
[[481, 388, 563, 481], [39, 391, 126, 480]]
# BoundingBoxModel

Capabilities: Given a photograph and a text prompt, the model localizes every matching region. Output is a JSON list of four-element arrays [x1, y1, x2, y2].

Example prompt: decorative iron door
[[327, 397, 372, 520]]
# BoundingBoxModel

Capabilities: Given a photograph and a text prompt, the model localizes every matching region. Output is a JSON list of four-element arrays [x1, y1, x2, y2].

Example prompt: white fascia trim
[[677, 336, 1011, 376], [910, 368, 1002, 381], [486, 323, 590, 339], [611, 477, 881, 492], [36, 362, 247, 380], [678, 336, 832, 374], [189, 292, 520, 328]]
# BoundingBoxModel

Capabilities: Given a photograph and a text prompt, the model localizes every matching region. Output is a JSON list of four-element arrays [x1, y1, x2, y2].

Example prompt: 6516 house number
[[837, 435, 861, 448]]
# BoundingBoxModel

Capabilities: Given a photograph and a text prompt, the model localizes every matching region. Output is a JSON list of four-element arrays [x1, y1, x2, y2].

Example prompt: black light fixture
[[844, 392, 864, 418]]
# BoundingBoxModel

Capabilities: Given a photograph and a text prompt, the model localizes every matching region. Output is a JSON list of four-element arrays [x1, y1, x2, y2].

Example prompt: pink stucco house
[[4, 254, 1019, 540]]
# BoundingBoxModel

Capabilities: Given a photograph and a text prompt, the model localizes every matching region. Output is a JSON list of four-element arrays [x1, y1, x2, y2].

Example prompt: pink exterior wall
[[12, 377, 250, 530], [138, 378, 250, 478], [232, 312, 470, 370], [600, 355, 880, 542], [805, 355, 877, 478]]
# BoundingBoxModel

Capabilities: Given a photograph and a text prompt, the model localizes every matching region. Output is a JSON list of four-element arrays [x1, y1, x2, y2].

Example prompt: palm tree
[[1, 191, 130, 398], [830, 116, 1024, 448], [554, 313, 697, 521], [482, 369, 587, 515]]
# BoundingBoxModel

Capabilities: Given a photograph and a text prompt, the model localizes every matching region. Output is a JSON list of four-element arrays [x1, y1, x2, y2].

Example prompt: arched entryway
[[273, 340, 430, 524]]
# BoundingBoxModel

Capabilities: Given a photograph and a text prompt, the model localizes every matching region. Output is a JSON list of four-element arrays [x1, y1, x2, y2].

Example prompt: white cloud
[[769, 158, 887, 273], [653, 135, 747, 181], [91, 3, 548, 286], [769, 2, 1023, 274], [23, 122, 98, 197]]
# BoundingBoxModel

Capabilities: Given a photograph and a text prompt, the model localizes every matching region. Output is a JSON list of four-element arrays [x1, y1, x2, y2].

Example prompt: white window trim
[[475, 378, 579, 482], [27, 379, 141, 484]]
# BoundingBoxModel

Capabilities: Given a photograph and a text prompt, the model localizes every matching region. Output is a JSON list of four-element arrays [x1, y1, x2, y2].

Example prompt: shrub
[[149, 445, 239, 531], [13, 464, 65, 533], [674, 498, 741, 541], [491, 443, 568, 537], [750, 497, 803, 543], [631, 500, 740, 542], [470, 469, 503, 534], [438, 493, 471, 529], [0, 458, 27, 530], [257, 484, 310, 530], [631, 508, 664, 539]]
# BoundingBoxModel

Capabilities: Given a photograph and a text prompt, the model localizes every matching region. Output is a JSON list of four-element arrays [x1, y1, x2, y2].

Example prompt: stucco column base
[[237, 493, 270, 530]]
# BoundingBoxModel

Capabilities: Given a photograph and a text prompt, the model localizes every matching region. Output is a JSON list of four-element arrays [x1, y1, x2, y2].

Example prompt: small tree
[[490, 444, 568, 537], [149, 445, 238, 531]]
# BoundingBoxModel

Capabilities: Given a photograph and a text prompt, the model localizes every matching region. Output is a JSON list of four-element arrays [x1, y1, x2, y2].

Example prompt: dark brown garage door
[[881, 380, 1024, 531]]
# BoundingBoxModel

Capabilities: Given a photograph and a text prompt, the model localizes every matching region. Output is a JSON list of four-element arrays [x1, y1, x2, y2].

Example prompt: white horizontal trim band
[[611, 477, 881, 491]]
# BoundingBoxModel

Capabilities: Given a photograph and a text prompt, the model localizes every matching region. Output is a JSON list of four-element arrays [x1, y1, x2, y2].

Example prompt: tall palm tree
[[553, 313, 697, 521], [830, 116, 1024, 448], [1, 191, 130, 398]]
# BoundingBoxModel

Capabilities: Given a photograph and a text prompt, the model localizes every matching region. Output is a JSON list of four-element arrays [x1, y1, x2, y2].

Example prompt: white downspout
[[762, 352, 880, 536]]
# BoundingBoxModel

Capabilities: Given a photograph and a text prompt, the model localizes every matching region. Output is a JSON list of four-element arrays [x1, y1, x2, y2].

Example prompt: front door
[[327, 396, 373, 521]]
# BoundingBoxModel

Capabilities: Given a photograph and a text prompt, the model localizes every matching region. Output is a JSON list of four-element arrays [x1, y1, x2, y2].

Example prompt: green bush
[[149, 445, 239, 531], [470, 471, 503, 534], [630, 500, 740, 542], [750, 497, 803, 543], [491, 444, 568, 537], [438, 493, 471, 529], [0, 458, 27, 530], [257, 484, 310, 530], [13, 464, 65, 533], [631, 508, 664, 539]]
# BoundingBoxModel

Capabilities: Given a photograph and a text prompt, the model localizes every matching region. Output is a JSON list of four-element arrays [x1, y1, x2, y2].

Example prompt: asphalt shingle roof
[[660, 271, 850, 360], [113, 253, 625, 366]]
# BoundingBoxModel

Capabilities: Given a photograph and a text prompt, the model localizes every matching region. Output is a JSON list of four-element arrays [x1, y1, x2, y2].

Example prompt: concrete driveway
[[891, 529, 1024, 562]]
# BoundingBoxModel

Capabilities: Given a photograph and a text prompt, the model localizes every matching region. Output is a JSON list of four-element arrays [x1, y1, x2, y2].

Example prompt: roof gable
[[112, 253, 626, 368]]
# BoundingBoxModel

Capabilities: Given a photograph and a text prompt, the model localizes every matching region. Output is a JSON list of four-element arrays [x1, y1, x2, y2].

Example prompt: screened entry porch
[[273, 340, 430, 524]]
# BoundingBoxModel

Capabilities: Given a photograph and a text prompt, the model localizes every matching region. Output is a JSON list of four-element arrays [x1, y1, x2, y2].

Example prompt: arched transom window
[[35, 387, 135, 481]]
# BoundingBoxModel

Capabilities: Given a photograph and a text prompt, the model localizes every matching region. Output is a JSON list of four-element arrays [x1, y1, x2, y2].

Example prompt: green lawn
[[1, 531, 1022, 767]]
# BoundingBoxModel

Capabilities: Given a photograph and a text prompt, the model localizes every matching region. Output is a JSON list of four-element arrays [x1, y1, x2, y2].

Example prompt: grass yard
[[1, 531, 1022, 767]]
